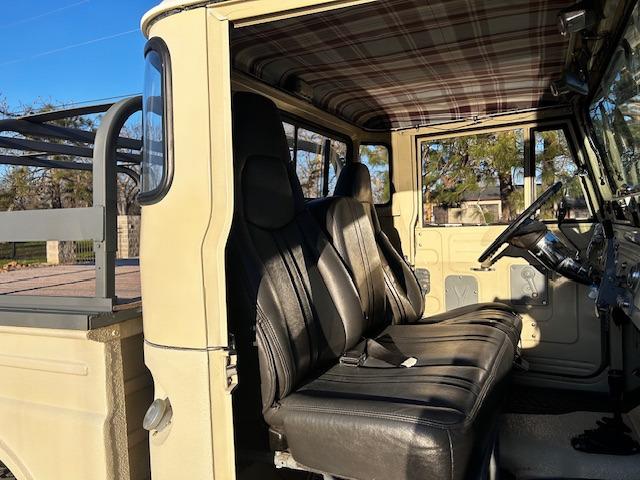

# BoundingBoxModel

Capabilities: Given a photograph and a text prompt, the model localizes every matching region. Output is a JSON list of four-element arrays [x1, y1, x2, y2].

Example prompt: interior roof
[[231, 0, 574, 131]]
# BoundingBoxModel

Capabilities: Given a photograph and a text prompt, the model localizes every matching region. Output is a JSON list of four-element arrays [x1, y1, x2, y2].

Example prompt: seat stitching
[[464, 336, 510, 426], [273, 228, 319, 367], [321, 372, 480, 384], [346, 200, 376, 328], [447, 430, 455, 480], [310, 377, 482, 395], [257, 308, 292, 397], [285, 404, 465, 428], [383, 268, 407, 322], [255, 324, 278, 408], [296, 216, 354, 354]]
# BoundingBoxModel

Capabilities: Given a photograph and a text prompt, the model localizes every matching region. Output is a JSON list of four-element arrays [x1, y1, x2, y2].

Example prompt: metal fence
[[0, 242, 47, 264], [0, 215, 140, 267]]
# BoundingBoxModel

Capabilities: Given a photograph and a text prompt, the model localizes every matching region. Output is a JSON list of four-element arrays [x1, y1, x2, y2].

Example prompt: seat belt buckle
[[340, 350, 367, 367]]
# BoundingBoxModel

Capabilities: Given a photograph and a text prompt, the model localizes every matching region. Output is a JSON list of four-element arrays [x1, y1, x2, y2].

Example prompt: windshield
[[589, 3, 640, 195]]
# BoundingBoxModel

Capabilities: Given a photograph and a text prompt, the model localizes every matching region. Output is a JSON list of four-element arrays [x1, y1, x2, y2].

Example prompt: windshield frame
[[586, 0, 640, 198]]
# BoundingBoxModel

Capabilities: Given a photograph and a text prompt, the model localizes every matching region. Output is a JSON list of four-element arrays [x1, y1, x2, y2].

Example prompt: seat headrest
[[334, 162, 373, 205], [232, 92, 305, 229]]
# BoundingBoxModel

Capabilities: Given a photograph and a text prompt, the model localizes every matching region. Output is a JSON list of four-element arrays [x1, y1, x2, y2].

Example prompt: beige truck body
[[0, 318, 151, 480], [0, 0, 636, 479]]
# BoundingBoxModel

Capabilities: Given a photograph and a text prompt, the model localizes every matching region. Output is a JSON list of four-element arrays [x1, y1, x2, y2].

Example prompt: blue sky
[[1, 0, 158, 114]]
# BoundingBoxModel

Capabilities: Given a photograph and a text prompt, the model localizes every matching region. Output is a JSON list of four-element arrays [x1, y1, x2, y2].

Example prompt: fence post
[[117, 215, 140, 259], [46, 241, 76, 264]]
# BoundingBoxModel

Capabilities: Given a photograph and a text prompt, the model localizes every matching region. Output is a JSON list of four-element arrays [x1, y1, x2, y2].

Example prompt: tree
[[359, 145, 389, 204], [422, 131, 524, 224], [535, 129, 584, 219], [0, 100, 140, 215]]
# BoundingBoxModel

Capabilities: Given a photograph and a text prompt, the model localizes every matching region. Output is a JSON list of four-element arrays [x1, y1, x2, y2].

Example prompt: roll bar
[[0, 96, 142, 317]]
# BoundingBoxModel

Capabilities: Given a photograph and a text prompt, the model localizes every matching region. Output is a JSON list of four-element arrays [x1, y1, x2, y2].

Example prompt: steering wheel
[[477, 181, 563, 266]]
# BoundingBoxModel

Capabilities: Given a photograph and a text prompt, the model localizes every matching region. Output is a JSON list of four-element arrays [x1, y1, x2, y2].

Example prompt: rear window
[[140, 38, 172, 204], [359, 144, 391, 204], [283, 121, 347, 198]]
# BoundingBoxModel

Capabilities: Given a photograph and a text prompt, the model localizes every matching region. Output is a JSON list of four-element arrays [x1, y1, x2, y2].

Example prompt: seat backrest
[[333, 163, 425, 324], [308, 196, 386, 333], [227, 92, 366, 415]]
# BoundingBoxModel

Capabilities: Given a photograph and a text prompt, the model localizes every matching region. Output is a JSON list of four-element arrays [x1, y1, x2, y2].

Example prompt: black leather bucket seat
[[227, 92, 515, 480]]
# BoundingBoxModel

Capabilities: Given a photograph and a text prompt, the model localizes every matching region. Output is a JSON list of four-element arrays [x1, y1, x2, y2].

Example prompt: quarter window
[[140, 39, 171, 203], [534, 128, 590, 220], [421, 129, 525, 226], [359, 144, 391, 204]]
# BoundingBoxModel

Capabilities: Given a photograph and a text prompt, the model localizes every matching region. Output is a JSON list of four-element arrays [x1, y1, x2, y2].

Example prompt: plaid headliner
[[231, 0, 573, 130]]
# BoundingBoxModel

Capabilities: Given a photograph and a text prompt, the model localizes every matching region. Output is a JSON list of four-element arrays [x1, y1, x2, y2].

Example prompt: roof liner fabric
[[231, 0, 573, 131]]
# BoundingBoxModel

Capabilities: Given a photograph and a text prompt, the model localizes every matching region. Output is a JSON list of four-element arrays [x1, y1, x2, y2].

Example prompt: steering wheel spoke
[[477, 182, 563, 265]]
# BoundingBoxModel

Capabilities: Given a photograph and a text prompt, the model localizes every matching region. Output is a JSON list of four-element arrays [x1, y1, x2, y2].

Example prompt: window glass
[[283, 122, 295, 161], [359, 144, 390, 204], [535, 129, 590, 220], [421, 129, 525, 226], [327, 139, 347, 195], [141, 49, 166, 197], [294, 127, 346, 198], [589, 2, 640, 195], [296, 128, 325, 198]]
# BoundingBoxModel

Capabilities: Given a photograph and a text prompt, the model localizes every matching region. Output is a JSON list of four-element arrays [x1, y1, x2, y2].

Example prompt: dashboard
[[593, 196, 640, 332]]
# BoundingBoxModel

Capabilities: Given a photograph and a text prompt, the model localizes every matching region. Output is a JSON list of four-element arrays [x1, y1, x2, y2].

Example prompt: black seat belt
[[340, 338, 417, 368]]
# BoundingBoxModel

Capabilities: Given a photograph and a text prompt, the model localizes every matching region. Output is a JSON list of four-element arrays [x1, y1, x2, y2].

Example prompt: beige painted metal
[[135, 3, 624, 480], [388, 114, 604, 379], [141, 9, 213, 350], [203, 11, 237, 480], [140, 8, 236, 480], [142, 0, 378, 33], [0, 318, 150, 480]]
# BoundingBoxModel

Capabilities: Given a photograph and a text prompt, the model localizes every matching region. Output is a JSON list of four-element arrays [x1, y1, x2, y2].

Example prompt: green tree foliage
[[535, 129, 585, 220], [295, 128, 346, 198], [422, 128, 588, 225], [0, 101, 140, 214], [422, 130, 524, 224], [296, 128, 325, 198], [360, 145, 390, 204]]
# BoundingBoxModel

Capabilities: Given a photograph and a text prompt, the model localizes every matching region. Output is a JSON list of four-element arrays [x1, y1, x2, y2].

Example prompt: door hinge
[[225, 334, 238, 393], [225, 349, 238, 393]]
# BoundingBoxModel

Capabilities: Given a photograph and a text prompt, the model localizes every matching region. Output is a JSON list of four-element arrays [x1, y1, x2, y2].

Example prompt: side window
[[534, 128, 590, 220], [283, 122, 295, 161], [296, 128, 326, 198], [140, 38, 172, 204], [281, 120, 347, 198], [359, 144, 391, 204], [421, 129, 525, 226]]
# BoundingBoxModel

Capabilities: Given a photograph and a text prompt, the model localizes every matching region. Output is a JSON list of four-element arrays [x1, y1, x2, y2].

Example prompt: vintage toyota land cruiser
[[0, 0, 639, 479]]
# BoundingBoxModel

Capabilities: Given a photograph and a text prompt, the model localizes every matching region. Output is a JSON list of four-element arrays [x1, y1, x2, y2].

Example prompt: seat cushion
[[273, 323, 513, 480], [417, 302, 523, 348]]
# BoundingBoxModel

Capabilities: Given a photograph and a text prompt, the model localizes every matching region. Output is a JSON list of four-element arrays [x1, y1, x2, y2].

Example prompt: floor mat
[[506, 386, 610, 414], [499, 412, 640, 479]]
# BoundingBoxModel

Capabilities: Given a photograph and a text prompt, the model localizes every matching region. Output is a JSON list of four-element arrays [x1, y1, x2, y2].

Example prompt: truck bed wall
[[0, 317, 152, 480]]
